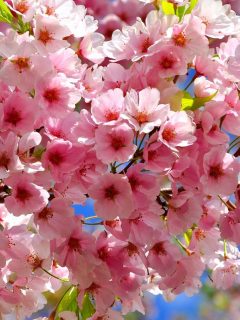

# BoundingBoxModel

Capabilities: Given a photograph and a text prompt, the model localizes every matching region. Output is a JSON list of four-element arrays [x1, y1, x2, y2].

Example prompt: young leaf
[[16, 15, 31, 34], [161, 0, 175, 15], [184, 229, 193, 245], [181, 91, 194, 110], [185, 0, 198, 14], [0, 0, 13, 24], [55, 286, 79, 320], [80, 293, 95, 320], [181, 91, 218, 111], [176, 5, 187, 21]]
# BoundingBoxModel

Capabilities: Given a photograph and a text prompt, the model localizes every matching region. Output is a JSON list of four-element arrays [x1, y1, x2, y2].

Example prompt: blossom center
[[38, 29, 53, 45], [87, 282, 100, 293], [105, 111, 119, 121], [136, 112, 148, 124], [209, 164, 224, 179], [98, 246, 109, 261], [195, 229, 206, 241], [46, 6, 55, 15], [111, 136, 125, 150], [5, 108, 22, 126], [38, 207, 54, 220], [0, 153, 10, 169], [104, 185, 119, 200], [68, 237, 81, 252], [126, 242, 138, 256], [48, 151, 64, 166], [15, 1, 29, 14], [173, 32, 187, 47], [141, 37, 152, 53], [160, 57, 175, 69], [162, 127, 176, 142], [129, 176, 139, 191], [15, 186, 32, 202], [151, 242, 167, 255], [11, 57, 30, 72], [43, 88, 60, 103], [27, 253, 42, 270], [148, 150, 157, 161]]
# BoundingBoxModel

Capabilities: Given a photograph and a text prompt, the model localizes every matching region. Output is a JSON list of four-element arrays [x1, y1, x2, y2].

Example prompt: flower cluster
[[0, 0, 240, 319]]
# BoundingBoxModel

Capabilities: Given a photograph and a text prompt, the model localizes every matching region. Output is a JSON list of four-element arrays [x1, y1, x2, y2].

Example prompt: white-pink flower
[[91, 88, 125, 125], [158, 111, 196, 149], [36, 73, 81, 117], [42, 139, 85, 181], [123, 87, 169, 134], [1, 92, 38, 135], [4, 172, 49, 216], [95, 123, 136, 164], [33, 14, 71, 53], [201, 146, 239, 196], [89, 173, 134, 220]]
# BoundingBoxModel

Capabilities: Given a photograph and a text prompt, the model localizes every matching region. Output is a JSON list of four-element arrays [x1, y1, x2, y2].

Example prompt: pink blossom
[[143, 132, 177, 173], [91, 88, 125, 125], [201, 146, 239, 196], [1, 0, 240, 318], [11, 0, 38, 22], [77, 32, 105, 64], [89, 173, 134, 220], [36, 73, 81, 117], [75, 109, 97, 145], [212, 259, 240, 290], [123, 87, 169, 134], [167, 16, 208, 60], [34, 198, 75, 239], [42, 139, 85, 181], [33, 14, 71, 53], [158, 111, 196, 149], [194, 0, 240, 39], [126, 163, 160, 208], [220, 209, 240, 244], [0, 132, 22, 179], [95, 123, 136, 164], [147, 231, 181, 276], [1, 92, 38, 135], [146, 45, 187, 78], [70, 148, 107, 194], [4, 172, 49, 216], [167, 191, 203, 235], [55, 223, 97, 276]]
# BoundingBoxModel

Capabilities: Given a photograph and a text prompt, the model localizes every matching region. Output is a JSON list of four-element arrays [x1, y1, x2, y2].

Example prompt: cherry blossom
[[0, 0, 240, 318]]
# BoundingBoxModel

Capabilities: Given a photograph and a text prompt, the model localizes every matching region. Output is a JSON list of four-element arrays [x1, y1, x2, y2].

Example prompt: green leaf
[[33, 146, 45, 160], [181, 91, 218, 111], [184, 229, 192, 245], [185, 0, 198, 14], [80, 293, 95, 320], [16, 15, 31, 34], [176, 5, 187, 21], [55, 286, 79, 320], [0, 0, 13, 24], [181, 91, 194, 110], [161, 1, 175, 15]]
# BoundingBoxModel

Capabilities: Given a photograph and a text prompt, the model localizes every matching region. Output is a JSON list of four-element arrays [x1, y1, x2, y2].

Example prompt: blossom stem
[[174, 237, 192, 256], [223, 240, 228, 259], [82, 221, 103, 226], [218, 195, 235, 211], [228, 140, 240, 152], [84, 215, 98, 221], [41, 267, 69, 282], [229, 136, 240, 147], [138, 134, 147, 150]]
